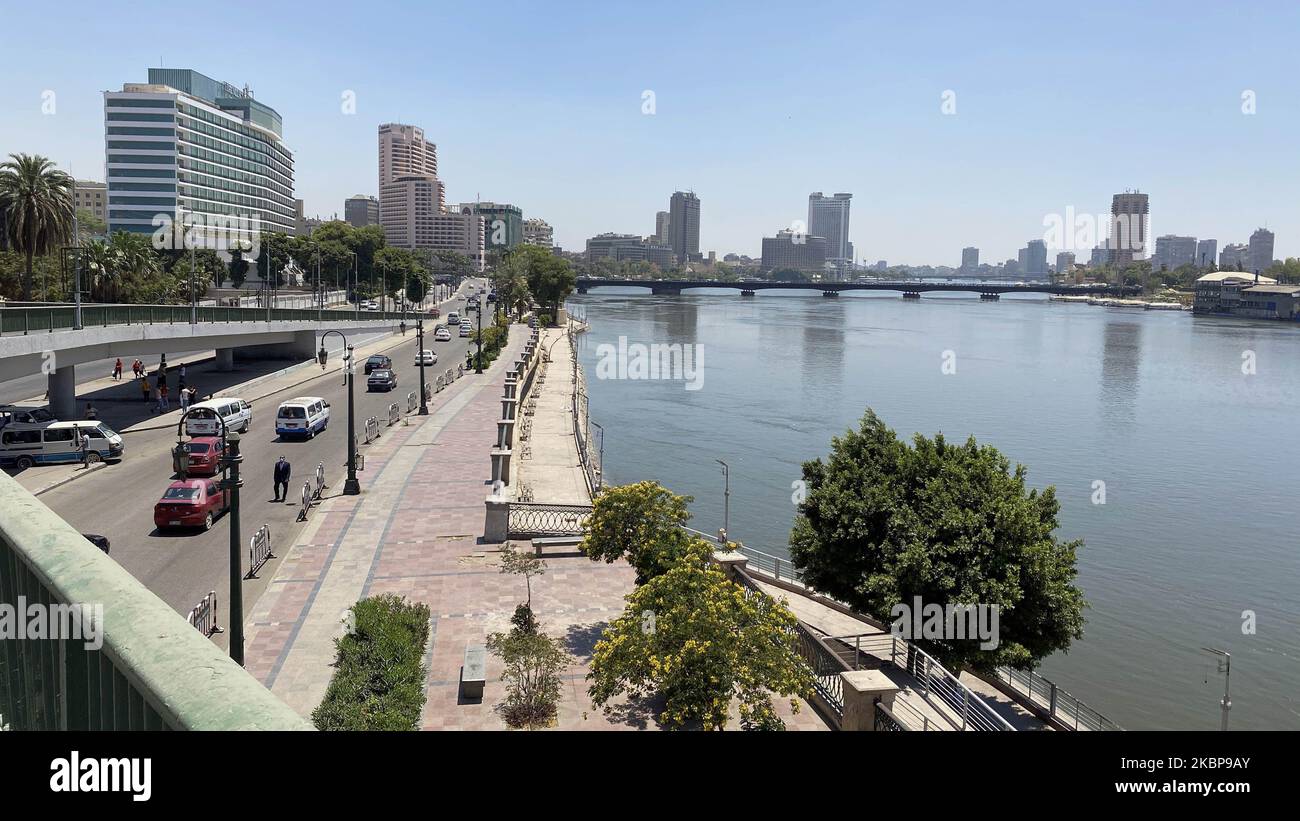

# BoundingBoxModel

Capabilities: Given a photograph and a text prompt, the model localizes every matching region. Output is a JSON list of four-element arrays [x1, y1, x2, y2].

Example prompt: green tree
[[580, 481, 695, 583], [789, 409, 1087, 672], [486, 626, 571, 729], [507, 244, 575, 325], [499, 543, 546, 607], [588, 541, 815, 730], [75, 207, 107, 240], [228, 250, 250, 289], [0, 153, 74, 300]]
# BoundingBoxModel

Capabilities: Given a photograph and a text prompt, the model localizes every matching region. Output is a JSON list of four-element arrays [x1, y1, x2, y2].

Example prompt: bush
[[487, 627, 571, 729], [312, 594, 431, 731], [471, 315, 512, 369]]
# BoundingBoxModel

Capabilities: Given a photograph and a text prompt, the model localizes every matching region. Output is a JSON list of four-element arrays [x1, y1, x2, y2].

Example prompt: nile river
[[570, 288, 1300, 730]]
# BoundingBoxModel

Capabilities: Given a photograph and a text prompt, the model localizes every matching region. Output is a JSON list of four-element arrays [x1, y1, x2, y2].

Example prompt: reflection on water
[[1099, 320, 1142, 428]]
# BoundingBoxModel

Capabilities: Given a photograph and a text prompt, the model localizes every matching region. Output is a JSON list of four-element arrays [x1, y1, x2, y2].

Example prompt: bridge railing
[[0, 303, 416, 336], [0, 470, 309, 730]]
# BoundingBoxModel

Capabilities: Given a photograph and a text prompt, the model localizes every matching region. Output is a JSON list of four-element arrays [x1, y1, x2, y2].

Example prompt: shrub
[[487, 627, 571, 729], [312, 594, 431, 731]]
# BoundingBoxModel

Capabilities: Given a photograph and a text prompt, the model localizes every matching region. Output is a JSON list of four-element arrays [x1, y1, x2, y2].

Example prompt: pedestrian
[[140, 375, 151, 404], [156, 382, 170, 413], [400, 320, 407, 336], [77, 426, 91, 470], [179, 385, 191, 412], [113, 358, 123, 381], [179, 363, 186, 382], [85, 402, 98, 421], [273, 455, 291, 502]]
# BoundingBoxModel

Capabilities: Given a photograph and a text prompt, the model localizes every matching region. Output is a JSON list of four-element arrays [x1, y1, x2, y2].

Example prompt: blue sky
[[2, 0, 1297, 263]]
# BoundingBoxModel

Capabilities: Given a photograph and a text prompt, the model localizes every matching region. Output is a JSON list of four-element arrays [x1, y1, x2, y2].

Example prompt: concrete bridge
[[0, 304, 409, 419], [574, 278, 1141, 299]]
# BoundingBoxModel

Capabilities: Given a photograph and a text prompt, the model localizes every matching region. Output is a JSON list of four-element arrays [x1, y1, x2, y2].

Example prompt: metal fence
[[186, 591, 219, 637], [245, 525, 273, 579], [387, 402, 400, 426], [406, 390, 418, 413], [298, 480, 313, 522], [507, 502, 593, 538], [992, 665, 1123, 731], [363, 416, 379, 444], [0, 303, 410, 336]]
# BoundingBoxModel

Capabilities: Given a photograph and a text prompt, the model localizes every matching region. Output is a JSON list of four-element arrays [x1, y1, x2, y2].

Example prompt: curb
[[31, 461, 109, 496]]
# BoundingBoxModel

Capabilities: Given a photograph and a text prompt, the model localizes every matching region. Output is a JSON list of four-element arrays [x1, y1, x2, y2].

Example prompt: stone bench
[[460, 644, 485, 701], [532, 536, 583, 557]]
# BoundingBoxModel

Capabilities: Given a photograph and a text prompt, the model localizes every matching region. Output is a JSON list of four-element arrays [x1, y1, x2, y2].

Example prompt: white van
[[185, 397, 252, 436], [0, 421, 124, 469], [276, 396, 330, 439]]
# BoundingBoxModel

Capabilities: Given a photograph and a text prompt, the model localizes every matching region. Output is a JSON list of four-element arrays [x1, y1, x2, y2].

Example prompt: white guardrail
[[363, 416, 380, 444], [245, 524, 273, 579], [186, 590, 219, 637], [387, 402, 400, 426]]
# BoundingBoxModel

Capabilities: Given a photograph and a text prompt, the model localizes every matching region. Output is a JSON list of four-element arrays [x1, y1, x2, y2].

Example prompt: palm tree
[[108, 230, 160, 302], [0, 153, 74, 300], [83, 239, 118, 302]]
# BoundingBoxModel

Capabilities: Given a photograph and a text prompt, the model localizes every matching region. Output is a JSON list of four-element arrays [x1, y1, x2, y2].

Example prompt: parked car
[[416, 350, 437, 366], [364, 354, 392, 375], [434, 326, 452, 342], [275, 396, 330, 439], [182, 436, 226, 476], [154, 478, 229, 532], [427, 307, 441, 318], [367, 369, 398, 391]]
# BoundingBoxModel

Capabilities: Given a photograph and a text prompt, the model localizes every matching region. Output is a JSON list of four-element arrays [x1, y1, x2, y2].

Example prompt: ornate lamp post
[[474, 293, 484, 374], [417, 318, 429, 415], [318, 331, 361, 495]]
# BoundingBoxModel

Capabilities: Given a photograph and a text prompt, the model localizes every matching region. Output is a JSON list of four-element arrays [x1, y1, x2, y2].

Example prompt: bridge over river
[[575, 278, 1140, 299]]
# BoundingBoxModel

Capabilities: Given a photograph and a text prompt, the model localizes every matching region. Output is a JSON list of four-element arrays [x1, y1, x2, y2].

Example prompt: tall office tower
[[1196, 239, 1218, 269], [523, 218, 554, 248], [808, 192, 852, 263], [655, 211, 670, 244], [344, 195, 379, 227], [668, 191, 700, 263], [1248, 228, 1275, 275], [1023, 240, 1048, 278], [1109, 191, 1149, 267], [1056, 251, 1075, 277], [378, 123, 438, 187], [961, 246, 979, 273], [105, 68, 296, 244], [1152, 235, 1197, 271], [458, 201, 523, 251], [1220, 243, 1249, 271]]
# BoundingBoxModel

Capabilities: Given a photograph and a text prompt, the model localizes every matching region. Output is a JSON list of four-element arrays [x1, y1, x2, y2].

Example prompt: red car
[[154, 478, 229, 532], [183, 436, 225, 476]]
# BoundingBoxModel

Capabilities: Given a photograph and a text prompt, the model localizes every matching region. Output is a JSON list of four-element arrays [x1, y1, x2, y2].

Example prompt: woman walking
[[113, 358, 123, 381]]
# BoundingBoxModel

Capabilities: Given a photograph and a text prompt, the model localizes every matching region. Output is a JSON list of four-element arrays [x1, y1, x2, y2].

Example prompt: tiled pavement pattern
[[245, 324, 829, 730], [513, 327, 590, 505]]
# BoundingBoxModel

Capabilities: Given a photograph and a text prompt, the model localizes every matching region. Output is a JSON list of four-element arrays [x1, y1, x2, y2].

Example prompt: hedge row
[[312, 594, 431, 731]]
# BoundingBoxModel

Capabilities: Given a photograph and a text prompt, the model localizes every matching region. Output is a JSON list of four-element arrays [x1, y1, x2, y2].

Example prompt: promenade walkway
[[513, 327, 590, 505], [243, 321, 829, 730]]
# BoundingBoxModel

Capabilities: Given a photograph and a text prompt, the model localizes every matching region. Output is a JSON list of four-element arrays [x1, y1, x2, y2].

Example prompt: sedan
[[364, 355, 392, 375], [154, 478, 229, 532], [416, 350, 438, 366], [459, 325, 472, 338], [367, 369, 398, 391], [182, 436, 225, 477], [433, 326, 452, 342]]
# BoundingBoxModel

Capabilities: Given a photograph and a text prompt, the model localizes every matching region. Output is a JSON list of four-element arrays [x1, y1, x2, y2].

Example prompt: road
[[34, 279, 491, 633]]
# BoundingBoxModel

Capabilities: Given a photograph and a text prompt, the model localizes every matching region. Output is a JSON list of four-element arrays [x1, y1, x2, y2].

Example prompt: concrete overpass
[[574, 278, 1142, 298], [0, 304, 409, 419]]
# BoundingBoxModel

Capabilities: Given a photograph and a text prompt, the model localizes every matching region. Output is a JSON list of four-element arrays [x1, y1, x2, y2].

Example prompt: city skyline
[[2, 1, 1298, 264]]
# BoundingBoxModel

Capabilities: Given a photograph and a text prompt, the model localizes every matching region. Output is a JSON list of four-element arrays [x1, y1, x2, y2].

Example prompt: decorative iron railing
[[506, 502, 593, 538]]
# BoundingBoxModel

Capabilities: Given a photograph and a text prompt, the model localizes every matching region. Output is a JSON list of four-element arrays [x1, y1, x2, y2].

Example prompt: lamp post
[[474, 294, 484, 373], [318, 331, 361, 495], [417, 318, 429, 415], [715, 459, 730, 543], [1202, 647, 1232, 730], [172, 410, 244, 664], [590, 420, 604, 493], [351, 252, 359, 320]]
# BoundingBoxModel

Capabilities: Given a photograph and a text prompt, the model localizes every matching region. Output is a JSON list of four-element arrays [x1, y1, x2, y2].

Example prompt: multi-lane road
[[22, 279, 491, 632]]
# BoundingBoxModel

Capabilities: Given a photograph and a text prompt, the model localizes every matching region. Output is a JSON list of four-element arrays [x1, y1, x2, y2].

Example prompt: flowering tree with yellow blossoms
[[587, 541, 815, 730]]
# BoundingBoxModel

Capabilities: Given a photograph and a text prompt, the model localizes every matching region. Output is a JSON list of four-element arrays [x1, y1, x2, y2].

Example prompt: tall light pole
[[1203, 647, 1232, 730], [319, 331, 361, 495], [315, 248, 323, 322], [417, 318, 429, 415], [715, 459, 730, 543], [474, 293, 484, 373], [590, 420, 604, 493], [352, 252, 359, 320], [71, 207, 83, 330]]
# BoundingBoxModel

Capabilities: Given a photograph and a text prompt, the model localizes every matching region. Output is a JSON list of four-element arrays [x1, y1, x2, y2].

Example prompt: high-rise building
[[655, 211, 670, 245], [1196, 239, 1218, 269], [1089, 241, 1111, 268], [1248, 228, 1275, 275], [459, 202, 523, 252], [1022, 240, 1048, 279], [378, 123, 438, 187], [1056, 251, 1075, 277], [1220, 243, 1249, 271], [808, 192, 852, 263], [961, 247, 979, 273], [761, 230, 827, 273], [74, 180, 107, 224], [1109, 191, 1149, 267], [105, 68, 296, 240], [344, 195, 379, 228], [1152, 235, 1197, 272], [668, 191, 700, 263], [523, 218, 554, 248]]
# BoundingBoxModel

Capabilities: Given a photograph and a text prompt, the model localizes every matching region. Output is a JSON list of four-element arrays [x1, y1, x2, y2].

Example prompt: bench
[[460, 644, 485, 700], [532, 536, 583, 557]]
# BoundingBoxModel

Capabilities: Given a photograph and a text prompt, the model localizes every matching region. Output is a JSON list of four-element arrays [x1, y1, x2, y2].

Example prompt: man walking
[[273, 455, 292, 502], [156, 382, 170, 413], [76, 426, 91, 470], [140, 374, 151, 404], [113, 358, 123, 381]]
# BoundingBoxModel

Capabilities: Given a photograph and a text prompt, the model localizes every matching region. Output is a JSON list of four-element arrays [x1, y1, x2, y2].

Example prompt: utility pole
[[417, 319, 428, 415], [474, 293, 483, 373], [1203, 647, 1232, 730], [715, 459, 730, 543]]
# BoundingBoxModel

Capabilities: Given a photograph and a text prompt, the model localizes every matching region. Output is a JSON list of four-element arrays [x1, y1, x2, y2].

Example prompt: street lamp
[[60, 246, 87, 331], [172, 410, 245, 665], [715, 459, 730, 543], [590, 420, 604, 493], [474, 294, 484, 374], [351, 252, 359, 320], [318, 331, 361, 495], [417, 318, 429, 415], [1202, 647, 1232, 730]]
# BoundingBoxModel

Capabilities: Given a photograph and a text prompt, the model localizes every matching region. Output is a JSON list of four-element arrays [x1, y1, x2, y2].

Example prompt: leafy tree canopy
[[580, 481, 695, 583]]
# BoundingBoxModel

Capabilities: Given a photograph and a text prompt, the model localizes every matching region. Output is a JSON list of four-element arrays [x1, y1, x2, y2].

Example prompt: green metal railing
[[0, 470, 311, 730], [0, 304, 413, 336]]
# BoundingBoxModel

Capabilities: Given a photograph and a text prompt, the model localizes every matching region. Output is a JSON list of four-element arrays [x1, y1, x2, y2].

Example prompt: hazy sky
[[2, 0, 1297, 264]]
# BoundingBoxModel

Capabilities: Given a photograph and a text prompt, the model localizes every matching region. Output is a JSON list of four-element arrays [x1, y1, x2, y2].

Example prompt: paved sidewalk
[[513, 328, 590, 504]]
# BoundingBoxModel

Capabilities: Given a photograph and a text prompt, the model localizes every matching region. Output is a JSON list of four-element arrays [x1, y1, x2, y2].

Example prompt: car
[[467, 297, 479, 308], [181, 436, 226, 476], [459, 325, 472, 337], [427, 307, 440, 318], [434, 326, 452, 342], [486, 292, 497, 303], [275, 397, 330, 439], [416, 350, 437, 366], [367, 369, 398, 391], [446, 311, 460, 325], [154, 478, 229, 532], [364, 354, 392, 375], [185, 398, 251, 435], [82, 533, 110, 554]]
